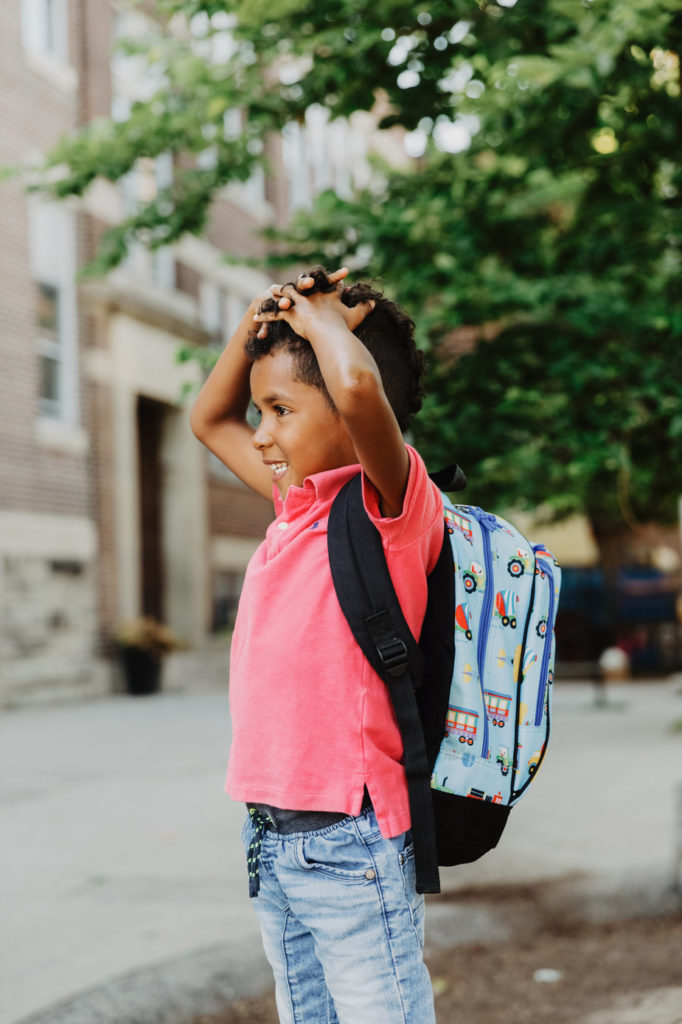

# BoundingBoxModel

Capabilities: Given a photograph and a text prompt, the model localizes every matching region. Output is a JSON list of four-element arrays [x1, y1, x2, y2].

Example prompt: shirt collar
[[273, 462, 361, 517]]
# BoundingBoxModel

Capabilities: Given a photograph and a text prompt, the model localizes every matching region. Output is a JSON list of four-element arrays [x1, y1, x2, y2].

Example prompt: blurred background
[[2, 5, 682, 1024], [1, 0, 681, 702]]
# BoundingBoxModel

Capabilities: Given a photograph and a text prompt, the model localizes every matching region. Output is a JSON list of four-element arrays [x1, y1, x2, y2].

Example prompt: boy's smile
[[250, 349, 357, 499]]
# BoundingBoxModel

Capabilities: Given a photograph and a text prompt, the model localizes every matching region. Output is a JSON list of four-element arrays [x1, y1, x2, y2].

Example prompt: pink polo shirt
[[226, 445, 443, 838]]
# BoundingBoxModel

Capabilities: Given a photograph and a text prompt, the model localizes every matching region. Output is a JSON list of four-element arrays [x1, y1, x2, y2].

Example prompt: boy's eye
[[274, 405, 289, 416]]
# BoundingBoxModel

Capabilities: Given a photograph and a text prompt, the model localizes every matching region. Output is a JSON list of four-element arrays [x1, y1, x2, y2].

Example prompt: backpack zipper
[[511, 568, 536, 801], [469, 507, 497, 760], [511, 552, 555, 801], [533, 556, 556, 726]]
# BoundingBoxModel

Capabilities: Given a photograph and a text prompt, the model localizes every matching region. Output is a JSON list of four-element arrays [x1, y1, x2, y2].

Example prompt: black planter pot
[[119, 647, 163, 696]]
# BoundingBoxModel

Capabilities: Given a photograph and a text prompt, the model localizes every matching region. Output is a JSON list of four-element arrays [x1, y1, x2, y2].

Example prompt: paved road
[[2, 674, 681, 1024]]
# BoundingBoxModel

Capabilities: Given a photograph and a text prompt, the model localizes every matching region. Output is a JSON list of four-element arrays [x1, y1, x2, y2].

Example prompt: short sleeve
[[361, 445, 443, 563]]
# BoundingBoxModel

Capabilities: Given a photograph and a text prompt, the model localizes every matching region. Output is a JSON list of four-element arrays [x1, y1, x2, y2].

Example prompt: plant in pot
[[114, 617, 180, 696]]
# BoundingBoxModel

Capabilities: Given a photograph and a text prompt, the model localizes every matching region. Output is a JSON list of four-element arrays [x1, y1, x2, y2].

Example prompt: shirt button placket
[[274, 520, 289, 552]]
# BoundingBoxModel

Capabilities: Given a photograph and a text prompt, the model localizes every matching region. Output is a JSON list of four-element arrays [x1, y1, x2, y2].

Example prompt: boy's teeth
[[271, 462, 287, 474]]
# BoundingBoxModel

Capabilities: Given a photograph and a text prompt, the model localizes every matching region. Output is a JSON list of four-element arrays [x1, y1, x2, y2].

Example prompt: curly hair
[[244, 268, 425, 433]]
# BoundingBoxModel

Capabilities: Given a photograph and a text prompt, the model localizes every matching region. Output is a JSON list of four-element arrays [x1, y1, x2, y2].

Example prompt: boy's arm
[[255, 275, 410, 518], [189, 294, 275, 500]]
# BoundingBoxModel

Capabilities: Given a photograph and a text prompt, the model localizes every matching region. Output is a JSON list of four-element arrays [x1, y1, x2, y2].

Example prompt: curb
[[13, 936, 272, 1024], [13, 872, 680, 1024]]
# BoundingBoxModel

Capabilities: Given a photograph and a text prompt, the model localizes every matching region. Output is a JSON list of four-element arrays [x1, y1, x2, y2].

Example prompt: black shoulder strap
[[328, 473, 442, 894], [429, 463, 468, 491]]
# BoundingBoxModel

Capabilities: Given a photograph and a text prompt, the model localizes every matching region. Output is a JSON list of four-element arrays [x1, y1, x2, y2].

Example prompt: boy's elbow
[[189, 403, 215, 444], [336, 368, 384, 418], [189, 405, 205, 441]]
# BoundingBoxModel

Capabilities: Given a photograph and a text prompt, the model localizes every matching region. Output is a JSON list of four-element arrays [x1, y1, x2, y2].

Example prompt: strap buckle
[[376, 637, 409, 677]]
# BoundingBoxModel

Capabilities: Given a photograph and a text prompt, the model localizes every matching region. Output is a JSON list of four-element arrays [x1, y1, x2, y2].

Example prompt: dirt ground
[[189, 882, 682, 1024]]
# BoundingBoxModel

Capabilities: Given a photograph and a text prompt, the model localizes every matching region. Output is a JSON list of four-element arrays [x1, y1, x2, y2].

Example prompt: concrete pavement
[[2, 668, 682, 1024]]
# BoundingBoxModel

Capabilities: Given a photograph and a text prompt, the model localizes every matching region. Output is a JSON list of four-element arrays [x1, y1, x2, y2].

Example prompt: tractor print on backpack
[[507, 547, 534, 579], [496, 746, 513, 776], [461, 559, 486, 594]]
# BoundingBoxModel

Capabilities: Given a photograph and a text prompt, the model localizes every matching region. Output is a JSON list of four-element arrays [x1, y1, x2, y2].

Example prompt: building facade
[[1, 0, 380, 701], [1, 0, 99, 699]]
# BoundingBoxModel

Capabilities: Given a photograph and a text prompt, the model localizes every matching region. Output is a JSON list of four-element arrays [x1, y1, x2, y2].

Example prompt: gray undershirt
[[248, 790, 372, 835]]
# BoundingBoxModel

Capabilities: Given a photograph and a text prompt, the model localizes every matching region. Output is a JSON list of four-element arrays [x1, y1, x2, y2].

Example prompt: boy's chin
[[275, 475, 294, 498]]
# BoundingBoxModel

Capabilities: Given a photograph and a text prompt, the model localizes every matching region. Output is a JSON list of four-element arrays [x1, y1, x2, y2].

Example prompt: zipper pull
[[470, 508, 500, 532]]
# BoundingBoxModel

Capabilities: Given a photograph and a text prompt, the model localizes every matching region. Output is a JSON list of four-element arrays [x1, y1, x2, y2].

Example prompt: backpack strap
[[428, 463, 468, 491], [328, 473, 442, 894]]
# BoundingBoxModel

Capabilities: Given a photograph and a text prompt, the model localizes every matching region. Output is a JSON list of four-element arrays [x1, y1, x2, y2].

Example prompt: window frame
[[21, 0, 69, 63], [27, 197, 79, 427], [34, 280, 64, 419]]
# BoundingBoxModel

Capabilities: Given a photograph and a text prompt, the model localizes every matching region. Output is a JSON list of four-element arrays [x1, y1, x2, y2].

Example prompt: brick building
[[0, 0, 385, 702]]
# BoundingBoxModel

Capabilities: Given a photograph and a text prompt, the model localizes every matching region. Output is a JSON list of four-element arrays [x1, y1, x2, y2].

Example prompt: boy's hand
[[250, 283, 297, 340], [295, 266, 349, 293], [253, 267, 375, 340]]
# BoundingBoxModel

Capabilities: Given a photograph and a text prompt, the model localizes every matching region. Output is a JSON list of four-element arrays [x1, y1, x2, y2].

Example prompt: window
[[120, 155, 176, 290], [27, 198, 78, 424], [197, 280, 252, 483], [111, 8, 165, 121], [197, 108, 266, 208], [281, 106, 366, 213], [36, 282, 62, 416], [282, 120, 312, 211], [199, 281, 249, 344], [21, 0, 69, 62], [111, 11, 175, 288]]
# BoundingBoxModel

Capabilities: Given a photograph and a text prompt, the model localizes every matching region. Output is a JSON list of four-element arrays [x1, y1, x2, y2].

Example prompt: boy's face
[[250, 349, 357, 499]]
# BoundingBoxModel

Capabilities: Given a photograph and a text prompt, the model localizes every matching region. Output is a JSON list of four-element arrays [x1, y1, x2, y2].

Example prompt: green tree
[[32, 0, 682, 544]]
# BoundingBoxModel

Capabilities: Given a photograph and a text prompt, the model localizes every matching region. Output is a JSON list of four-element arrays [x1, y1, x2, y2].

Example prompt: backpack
[[328, 465, 561, 894]]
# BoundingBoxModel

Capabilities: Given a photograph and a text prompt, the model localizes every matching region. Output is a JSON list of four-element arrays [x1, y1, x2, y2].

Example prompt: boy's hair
[[244, 268, 425, 432]]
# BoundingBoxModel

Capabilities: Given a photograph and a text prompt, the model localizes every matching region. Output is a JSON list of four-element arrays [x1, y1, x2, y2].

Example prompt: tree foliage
[[33, 0, 682, 535]]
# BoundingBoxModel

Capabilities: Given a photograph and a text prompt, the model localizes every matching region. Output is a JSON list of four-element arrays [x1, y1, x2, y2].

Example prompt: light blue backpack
[[432, 501, 561, 822], [329, 470, 562, 893]]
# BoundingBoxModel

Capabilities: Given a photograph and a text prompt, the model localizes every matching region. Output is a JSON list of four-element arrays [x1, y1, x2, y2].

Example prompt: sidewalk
[[1, 673, 681, 1024]]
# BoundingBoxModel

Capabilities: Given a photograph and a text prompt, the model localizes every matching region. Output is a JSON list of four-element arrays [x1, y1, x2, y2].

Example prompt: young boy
[[190, 267, 443, 1024]]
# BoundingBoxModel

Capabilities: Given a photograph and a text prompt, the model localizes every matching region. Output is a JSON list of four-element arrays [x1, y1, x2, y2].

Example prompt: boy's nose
[[252, 423, 271, 450]]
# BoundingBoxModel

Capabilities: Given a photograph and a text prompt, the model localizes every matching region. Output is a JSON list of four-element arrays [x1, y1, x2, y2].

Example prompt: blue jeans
[[241, 805, 436, 1024]]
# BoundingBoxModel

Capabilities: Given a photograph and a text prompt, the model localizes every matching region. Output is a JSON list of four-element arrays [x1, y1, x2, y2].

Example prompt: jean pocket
[[295, 826, 377, 883], [387, 827, 413, 856]]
